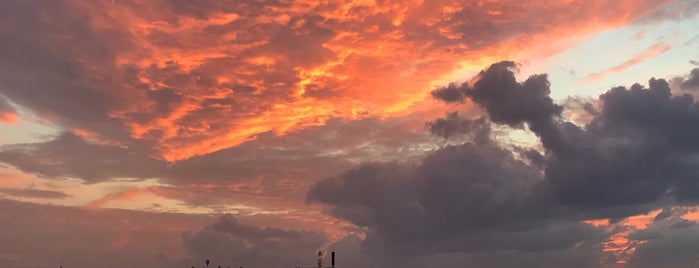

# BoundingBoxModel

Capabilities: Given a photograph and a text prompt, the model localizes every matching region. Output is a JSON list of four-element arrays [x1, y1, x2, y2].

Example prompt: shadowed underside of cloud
[[308, 61, 699, 266]]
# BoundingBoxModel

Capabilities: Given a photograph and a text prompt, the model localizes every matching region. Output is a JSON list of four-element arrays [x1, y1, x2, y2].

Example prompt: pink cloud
[[585, 42, 672, 81]]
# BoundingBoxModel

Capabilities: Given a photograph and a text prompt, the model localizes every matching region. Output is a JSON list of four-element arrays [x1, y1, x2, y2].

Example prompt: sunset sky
[[1, 0, 699, 267]]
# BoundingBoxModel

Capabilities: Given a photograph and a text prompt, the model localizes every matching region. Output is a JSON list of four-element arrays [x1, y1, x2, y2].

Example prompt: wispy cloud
[[585, 42, 672, 81]]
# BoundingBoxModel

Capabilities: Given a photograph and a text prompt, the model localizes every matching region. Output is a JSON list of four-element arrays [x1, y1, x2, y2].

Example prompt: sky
[[1, 0, 699, 267]]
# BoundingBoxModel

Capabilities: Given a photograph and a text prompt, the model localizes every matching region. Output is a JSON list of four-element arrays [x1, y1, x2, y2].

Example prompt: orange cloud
[[41, 0, 672, 161], [585, 209, 662, 264], [681, 209, 699, 221], [0, 111, 15, 124]]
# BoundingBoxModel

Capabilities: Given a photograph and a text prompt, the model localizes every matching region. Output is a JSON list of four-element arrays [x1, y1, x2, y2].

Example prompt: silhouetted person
[[205, 259, 210, 268]]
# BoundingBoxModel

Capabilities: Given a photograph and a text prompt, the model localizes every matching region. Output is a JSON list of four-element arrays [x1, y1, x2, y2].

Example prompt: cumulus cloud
[[431, 61, 699, 210], [309, 61, 699, 266], [670, 67, 699, 97], [682, 68, 699, 90], [308, 120, 606, 257]]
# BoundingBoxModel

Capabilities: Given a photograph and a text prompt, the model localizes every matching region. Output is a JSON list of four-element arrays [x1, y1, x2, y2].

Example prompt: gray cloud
[[426, 112, 489, 140], [432, 62, 699, 211], [309, 62, 699, 266], [681, 68, 699, 90], [431, 83, 467, 103], [431, 61, 563, 148], [308, 131, 607, 257], [628, 218, 699, 268], [0, 132, 165, 183]]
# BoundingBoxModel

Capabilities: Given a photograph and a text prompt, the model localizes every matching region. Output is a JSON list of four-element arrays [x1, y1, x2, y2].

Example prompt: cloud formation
[[1, 0, 697, 267], [309, 61, 699, 266], [0, 0, 675, 161]]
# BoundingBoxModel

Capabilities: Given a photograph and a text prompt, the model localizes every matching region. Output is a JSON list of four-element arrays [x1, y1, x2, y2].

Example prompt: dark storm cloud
[[309, 62, 699, 265], [544, 79, 699, 207], [0, 188, 70, 199], [308, 130, 607, 256], [430, 61, 563, 148], [436, 62, 699, 209]]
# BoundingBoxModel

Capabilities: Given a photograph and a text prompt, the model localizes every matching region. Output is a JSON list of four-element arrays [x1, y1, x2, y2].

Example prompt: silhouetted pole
[[331, 251, 335, 268]]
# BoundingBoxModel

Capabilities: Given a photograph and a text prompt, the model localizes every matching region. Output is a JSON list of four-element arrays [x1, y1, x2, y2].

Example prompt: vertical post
[[317, 251, 323, 268], [331, 251, 335, 268]]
